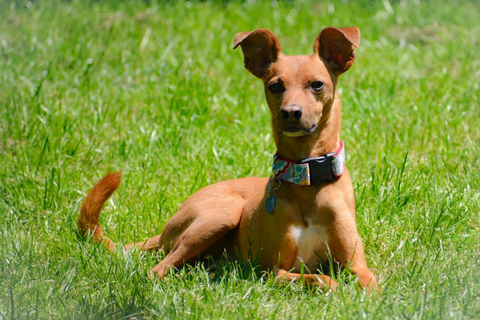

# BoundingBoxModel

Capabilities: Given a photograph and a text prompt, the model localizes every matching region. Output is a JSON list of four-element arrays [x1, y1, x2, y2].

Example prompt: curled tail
[[78, 172, 121, 251]]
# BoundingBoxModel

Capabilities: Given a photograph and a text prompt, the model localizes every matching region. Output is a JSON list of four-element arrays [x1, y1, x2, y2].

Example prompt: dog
[[78, 26, 379, 292]]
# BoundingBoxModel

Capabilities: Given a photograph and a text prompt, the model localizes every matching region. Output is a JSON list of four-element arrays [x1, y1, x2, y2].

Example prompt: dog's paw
[[313, 274, 338, 292], [148, 266, 166, 280]]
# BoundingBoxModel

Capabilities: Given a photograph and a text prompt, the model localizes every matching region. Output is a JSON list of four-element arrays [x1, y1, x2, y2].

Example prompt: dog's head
[[234, 27, 360, 139]]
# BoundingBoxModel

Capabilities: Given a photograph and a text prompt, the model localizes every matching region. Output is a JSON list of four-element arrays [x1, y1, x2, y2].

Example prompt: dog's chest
[[289, 220, 329, 272]]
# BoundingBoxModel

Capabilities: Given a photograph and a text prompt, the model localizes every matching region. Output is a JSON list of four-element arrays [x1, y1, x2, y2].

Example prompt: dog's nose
[[281, 105, 303, 122]]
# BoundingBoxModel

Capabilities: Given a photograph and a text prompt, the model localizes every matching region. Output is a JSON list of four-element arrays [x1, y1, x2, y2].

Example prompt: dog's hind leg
[[121, 216, 236, 257], [149, 220, 236, 279], [148, 193, 246, 278], [121, 185, 247, 278]]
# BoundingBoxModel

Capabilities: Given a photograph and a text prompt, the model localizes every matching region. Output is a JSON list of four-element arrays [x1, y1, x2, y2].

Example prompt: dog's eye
[[268, 83, 285, 94], [310, 81, 325, 91]]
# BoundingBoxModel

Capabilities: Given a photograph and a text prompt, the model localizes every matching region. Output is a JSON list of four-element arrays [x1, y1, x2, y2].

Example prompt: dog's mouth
[[280, 123, 318, 137]]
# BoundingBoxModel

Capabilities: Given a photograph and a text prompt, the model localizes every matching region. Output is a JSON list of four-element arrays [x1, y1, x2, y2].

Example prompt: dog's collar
[[272, 141, 345, 186]]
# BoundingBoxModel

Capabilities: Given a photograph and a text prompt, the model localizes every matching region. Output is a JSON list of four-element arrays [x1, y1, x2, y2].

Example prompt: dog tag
[[265, 195, 276, 214]]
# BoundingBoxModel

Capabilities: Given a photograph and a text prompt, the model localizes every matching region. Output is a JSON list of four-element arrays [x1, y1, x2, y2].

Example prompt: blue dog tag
[[265, 195, 276, 214]]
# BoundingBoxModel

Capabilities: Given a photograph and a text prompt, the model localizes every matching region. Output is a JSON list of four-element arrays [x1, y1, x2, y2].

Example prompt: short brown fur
[[79, 27, 379, 292]]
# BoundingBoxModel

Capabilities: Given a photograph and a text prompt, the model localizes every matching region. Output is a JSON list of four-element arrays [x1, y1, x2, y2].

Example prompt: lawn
[[1, 0, 479, 318]]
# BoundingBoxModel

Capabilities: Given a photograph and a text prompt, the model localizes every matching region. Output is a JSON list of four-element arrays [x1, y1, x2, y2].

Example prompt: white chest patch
[[289, 220, 329, 272]]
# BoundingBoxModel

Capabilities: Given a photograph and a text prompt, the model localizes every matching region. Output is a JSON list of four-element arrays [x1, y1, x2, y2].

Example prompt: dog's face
[[263, 55, 335, 137], [234, 27, 360, 138]]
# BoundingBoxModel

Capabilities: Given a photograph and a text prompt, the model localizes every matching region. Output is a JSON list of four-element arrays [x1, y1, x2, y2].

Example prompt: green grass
[[1, 0, 479, 318]]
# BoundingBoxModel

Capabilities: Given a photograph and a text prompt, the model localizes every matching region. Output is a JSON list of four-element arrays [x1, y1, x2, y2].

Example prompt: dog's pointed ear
[[233, 29, 282, 79], [313, 27, 360, 75]]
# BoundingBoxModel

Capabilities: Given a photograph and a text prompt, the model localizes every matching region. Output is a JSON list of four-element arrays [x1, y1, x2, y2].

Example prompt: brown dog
[[78, 27, 379, 292]]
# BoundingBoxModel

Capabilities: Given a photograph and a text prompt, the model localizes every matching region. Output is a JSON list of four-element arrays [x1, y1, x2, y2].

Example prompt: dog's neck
[[273, 97, 341, 162]]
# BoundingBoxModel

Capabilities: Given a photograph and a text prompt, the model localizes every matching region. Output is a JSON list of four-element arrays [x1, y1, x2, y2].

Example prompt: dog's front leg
[[348, 261, 379, 293], [274, 269, 338, 291], [325, 208, 380, 292]]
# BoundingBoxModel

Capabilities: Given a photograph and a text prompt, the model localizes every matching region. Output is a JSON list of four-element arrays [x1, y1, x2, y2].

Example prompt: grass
[[1, 0, 479, 318]]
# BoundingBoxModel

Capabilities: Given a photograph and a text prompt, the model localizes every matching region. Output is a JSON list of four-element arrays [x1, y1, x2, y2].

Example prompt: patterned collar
[[272, 141, 345, 186]]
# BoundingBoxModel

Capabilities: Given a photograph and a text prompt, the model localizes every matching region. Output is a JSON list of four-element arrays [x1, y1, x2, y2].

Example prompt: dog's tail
[[78, 172, 121, 252]]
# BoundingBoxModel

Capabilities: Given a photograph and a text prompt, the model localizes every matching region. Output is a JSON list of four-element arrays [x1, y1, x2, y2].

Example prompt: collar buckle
[[300, 156, 334, 184]]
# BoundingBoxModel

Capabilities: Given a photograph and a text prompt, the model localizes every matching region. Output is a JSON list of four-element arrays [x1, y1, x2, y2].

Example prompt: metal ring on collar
[[268, 177, 282, 191]]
